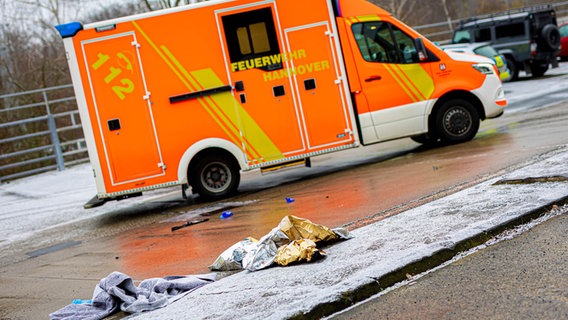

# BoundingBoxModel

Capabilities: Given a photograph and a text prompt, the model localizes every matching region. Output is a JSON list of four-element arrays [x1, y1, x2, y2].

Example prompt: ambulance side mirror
[[414, 38, 428, 62]]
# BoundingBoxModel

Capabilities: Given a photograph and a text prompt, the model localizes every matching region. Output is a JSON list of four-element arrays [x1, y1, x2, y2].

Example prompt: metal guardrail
[[1, 3, 567, 182], [0, 84, 88, 182]]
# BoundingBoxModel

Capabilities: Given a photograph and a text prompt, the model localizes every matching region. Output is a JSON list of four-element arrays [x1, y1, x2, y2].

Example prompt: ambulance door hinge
[[158, 162, 166, 170], [131, 40, 141, 48], [143, 92, 151, 100], [334, 79, 342, 85], [345, 128, 353, 136], [325, 31, 335, 38]]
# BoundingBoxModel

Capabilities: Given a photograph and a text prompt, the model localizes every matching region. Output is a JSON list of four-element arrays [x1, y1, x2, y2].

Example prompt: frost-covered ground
[[28, 145, 567, 320], [0, 164, 178, 249], [124, 146, 567, 320]]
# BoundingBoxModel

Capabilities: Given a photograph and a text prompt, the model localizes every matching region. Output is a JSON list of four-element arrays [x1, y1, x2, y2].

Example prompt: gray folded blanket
[[50, 271, 216, 320]]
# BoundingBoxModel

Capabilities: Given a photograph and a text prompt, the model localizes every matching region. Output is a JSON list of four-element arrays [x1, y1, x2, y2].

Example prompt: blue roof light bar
[[55, 22, 83, 38]]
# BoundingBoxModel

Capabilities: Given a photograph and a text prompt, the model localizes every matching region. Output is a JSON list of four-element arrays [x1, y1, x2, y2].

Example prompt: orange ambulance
[[56, 0, 507, 207]]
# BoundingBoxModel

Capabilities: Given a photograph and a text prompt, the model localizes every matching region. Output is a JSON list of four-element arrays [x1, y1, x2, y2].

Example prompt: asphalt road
[[1, 64, 568, 319], [330, 205, 568, 320]]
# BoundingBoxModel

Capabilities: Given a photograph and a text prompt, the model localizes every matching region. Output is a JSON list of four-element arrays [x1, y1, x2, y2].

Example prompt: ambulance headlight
[[472, 63, 495, 75]]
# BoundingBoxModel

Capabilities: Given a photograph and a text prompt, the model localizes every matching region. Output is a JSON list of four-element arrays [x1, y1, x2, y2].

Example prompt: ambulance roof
[[336, 0, 391, 18]]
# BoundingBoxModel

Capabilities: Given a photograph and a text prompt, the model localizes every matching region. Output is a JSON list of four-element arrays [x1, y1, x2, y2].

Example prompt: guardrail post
[[44, 90, 65, 171]]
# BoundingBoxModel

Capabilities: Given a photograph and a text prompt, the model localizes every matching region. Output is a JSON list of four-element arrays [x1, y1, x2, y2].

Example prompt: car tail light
[[530, 41, 537, 56]]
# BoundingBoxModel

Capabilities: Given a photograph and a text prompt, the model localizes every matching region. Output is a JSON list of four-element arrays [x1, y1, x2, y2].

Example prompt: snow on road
[[0, 164, 177, 248], [503, 62, 568, 112]]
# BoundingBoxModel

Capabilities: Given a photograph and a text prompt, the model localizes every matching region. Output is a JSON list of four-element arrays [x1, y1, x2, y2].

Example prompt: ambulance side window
[[352, 22, 419, 64], [222, 7, 281, 71]]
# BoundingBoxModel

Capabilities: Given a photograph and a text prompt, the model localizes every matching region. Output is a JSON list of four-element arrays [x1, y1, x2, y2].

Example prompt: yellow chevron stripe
[[131, 21, 282, 163], [396, 64, 434, 101], [354, 15, 381, 22], [383, 64, 434, 102], [188, 69, 264, 161], [160, 47, 236, 129], [191, 69, 283, 162], [132, 22, 193, 90], [132, 21, 244, 153], [383, 64, 418, 102], [159, 47, 248, 156], [163, 49, 278, 161], [391, 65, 424, 101], [160, 46, 202, 90]]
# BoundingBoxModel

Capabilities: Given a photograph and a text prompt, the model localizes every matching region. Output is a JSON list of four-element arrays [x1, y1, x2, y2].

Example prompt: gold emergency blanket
[[209, 215, 352, 272], [277, 215, 339, 243], [274, 239, 324, 266]]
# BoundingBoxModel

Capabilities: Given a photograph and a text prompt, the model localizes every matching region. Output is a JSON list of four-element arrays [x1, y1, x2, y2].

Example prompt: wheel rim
[[442, 106, 472, 138], [200, 161, 232, 193]]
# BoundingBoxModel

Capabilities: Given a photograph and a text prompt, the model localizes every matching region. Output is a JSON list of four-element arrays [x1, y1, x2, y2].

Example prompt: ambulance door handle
[[365, 75, 382, 82], [169, 85, 232, 103]]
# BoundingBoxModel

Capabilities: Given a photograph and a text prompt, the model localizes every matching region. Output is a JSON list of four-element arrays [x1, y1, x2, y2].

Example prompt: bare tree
[[0, 0, 146, 93], [441, 0, 453, 32], [371, 0, 417, 22], [83, 2, 147, 23], [141, 0, 202, 11]]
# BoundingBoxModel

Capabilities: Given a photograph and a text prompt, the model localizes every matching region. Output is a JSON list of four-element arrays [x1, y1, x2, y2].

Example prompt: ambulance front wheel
[[189, 153, 240, 200], [434, 99, 479, 143]]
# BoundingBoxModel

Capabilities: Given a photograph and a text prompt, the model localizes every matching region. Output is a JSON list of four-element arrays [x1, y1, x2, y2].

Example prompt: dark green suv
[[452, 5, 561, 80]]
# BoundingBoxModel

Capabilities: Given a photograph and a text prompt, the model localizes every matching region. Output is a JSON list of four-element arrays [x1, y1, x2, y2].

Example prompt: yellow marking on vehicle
[[132, 21, 283, 163]]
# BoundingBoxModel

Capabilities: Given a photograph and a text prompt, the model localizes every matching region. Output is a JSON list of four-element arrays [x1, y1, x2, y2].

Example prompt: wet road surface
[[2, 101, 568, 318], [112, 102, 568, 279]]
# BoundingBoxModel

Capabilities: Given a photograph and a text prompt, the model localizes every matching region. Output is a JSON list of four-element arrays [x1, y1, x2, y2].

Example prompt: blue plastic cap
[[220, 211, 233, 219], [55, 22, 83, 38]]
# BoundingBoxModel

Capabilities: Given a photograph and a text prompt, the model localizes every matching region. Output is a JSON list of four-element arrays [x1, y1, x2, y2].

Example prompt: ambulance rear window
[[236, 22, 272, 55], [222, 7, 281, 71]]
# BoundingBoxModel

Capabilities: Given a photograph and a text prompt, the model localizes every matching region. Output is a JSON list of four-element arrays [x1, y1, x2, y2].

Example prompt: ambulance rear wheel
[[190, 153, 240, 200], [435, 99, 479, 143]]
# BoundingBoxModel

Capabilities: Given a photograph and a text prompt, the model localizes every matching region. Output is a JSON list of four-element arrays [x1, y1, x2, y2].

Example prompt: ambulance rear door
[[81, 32, 165, 185]]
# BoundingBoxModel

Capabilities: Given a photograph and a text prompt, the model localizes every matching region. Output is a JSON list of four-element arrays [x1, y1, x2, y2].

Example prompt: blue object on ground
[[220, 211, 233, 219]]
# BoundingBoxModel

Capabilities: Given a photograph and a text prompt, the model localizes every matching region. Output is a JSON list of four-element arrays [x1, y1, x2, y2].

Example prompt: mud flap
[[84, 195, 108, 209]]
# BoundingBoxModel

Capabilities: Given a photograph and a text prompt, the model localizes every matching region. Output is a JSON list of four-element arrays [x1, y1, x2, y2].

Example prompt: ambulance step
[[83, 195, 108, 209], [83, 192, 143, 209], [260, 158, 311, 174]]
